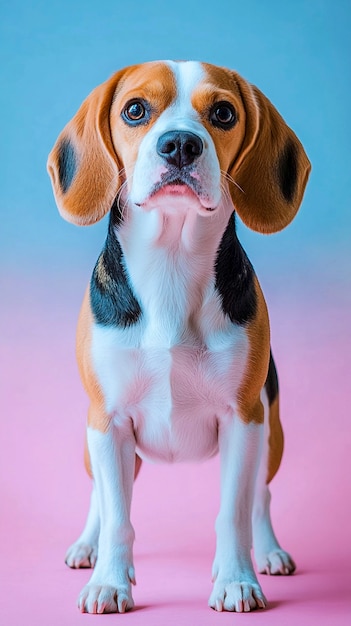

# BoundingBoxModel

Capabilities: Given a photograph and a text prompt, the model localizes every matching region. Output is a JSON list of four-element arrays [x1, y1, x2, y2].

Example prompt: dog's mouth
[[152, 172, 199, 196], [145, 172, 216, 212]]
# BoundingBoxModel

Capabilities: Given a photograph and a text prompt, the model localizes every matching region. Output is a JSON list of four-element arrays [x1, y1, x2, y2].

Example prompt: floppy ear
[[229, 73, 311, 234], [47, 70, 124, 225]]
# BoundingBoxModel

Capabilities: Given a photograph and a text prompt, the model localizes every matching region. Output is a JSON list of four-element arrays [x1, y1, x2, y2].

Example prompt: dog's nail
[[118, 597, 128, 613], [129, 567, 136, 585]]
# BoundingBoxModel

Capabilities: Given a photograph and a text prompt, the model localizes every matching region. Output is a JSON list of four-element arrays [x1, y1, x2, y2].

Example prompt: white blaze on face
[[129, 61, 222, 212]]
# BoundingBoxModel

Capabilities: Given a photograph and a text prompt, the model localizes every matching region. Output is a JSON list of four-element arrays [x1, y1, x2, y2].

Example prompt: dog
[[47, 60, 310, 614]]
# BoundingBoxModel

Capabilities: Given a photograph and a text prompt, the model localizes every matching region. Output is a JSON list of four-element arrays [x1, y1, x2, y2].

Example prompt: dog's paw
[[209, 580, 267, 612], [256, 548, 296, 576], [78, 583, 134, 614], [65, 542, 98, 569]]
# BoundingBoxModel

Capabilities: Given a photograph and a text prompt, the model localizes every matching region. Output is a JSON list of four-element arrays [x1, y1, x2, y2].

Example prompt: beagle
[[47, 60, 310, 614]]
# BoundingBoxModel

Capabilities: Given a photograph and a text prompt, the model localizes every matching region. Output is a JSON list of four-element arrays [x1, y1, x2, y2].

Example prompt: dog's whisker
[[219, 179, 233, 206], [116, 167, 132, 219], [220, 170, 245, 195], [116, 179, 131, 221]]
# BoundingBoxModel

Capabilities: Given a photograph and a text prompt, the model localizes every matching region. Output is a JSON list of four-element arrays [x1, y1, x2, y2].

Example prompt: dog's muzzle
[[132, 128, 220, 212], [156, 131, 203, 169]]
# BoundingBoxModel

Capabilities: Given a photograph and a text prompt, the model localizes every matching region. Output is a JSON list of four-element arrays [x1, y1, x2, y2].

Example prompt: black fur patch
[[277, 140, 298, 203], [90, 208, 142, 327], [57, 138, 77, 193], [215, 213, 257, 325], [264, 351, 279, 405]]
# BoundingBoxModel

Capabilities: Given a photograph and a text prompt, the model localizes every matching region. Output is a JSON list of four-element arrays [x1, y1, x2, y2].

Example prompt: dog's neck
[[90, 193, 256, 338], [117, 195, 233, 327]]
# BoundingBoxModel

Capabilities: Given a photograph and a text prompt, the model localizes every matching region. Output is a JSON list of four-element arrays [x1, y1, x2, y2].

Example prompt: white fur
[[252, 390, 296, 576], [129, 61, 221, 210], [78, 426, 136, 614], [92, 186, 249, 464], [65, 486, 99, 568], [73, 60, 292, 614], [210, 416, 266, 611]]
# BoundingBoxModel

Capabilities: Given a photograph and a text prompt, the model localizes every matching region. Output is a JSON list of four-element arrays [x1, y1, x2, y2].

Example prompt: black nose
[[156, 131, 203, 168]]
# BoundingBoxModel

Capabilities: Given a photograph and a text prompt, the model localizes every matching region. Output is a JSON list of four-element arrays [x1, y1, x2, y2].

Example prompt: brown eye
[[126, 102, 145, 120], [210, 101, 237, 129], [122, 100, 150, 125]]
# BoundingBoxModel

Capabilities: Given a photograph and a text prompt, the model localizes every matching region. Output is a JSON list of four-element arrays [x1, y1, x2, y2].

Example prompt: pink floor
[[1, 270, 350, 625]]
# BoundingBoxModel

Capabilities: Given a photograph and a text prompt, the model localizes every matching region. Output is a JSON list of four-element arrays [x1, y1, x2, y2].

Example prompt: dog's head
[[47, 61, 310, 233]]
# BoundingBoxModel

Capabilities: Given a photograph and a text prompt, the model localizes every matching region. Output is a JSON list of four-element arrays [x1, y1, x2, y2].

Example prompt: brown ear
[[47, 71, 124, 225], [229, 73, 311, 234]]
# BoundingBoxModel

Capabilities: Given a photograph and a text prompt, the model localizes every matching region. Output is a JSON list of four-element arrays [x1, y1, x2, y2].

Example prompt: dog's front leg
[[209, 412, 266, 612], [78, 419, 136, 614]]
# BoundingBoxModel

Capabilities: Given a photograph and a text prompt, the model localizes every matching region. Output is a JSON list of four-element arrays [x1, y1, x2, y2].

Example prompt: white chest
[[91, 320, 248, 463], [91, 203, 250, 462]]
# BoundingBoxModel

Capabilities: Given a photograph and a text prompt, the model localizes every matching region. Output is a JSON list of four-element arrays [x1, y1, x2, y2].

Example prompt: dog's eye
[[126, 102, 145, 120], [122, 100, 150, 125], [210, 102, 237, 129]]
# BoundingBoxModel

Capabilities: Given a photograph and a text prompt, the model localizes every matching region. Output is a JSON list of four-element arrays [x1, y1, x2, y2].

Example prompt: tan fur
[[76, 288, 111, 433], [84, 433, 93, 478], [237, 279, 270, 425], [47, 70, 126, 225], [48, 61, 311, 233], [96, 255, 112, 289], [47, 62, 177, 226], [191, 65, 247, 174], [267, 396, 284, 484], [200, 63, 311, 234], [229, 73, 311, 233], [109, 62, 176, 180]]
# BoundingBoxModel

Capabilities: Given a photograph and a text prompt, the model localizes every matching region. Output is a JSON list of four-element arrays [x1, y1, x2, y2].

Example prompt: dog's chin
[[135, 184, 217, 215]]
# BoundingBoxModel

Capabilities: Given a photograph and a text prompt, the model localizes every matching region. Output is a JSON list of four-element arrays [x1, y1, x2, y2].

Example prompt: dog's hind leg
[[65, 482, 100, 569], [252, 482, 295, 576], [252, 357, 296, 575]]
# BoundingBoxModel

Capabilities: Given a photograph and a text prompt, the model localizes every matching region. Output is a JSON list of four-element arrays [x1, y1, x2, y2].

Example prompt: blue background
[[1, 0, 350, 285]]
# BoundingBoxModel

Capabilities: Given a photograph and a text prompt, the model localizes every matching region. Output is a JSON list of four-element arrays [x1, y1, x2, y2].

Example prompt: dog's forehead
[[115, 61, 176, 102], [166, 60, 206, 104], [115, 60, 239, 108]]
